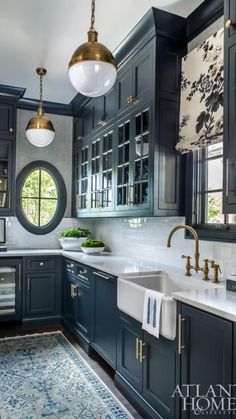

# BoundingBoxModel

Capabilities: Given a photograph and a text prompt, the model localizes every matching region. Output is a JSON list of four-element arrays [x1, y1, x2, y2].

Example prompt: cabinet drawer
[[25, 257, 57, 272], [64, 259, 90, 282]]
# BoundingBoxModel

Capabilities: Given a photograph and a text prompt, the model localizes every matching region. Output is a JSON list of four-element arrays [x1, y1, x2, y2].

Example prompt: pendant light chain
[[38, 73, 44, 116], [90, 0, 95, 30]]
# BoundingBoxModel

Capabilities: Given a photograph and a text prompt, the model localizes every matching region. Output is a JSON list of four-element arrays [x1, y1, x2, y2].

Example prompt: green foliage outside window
[[21, 168, 58, 227]]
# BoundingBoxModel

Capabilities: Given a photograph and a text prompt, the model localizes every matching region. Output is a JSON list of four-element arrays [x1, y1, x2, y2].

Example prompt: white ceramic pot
[[81, 247, 105, 255], [59, 237, 88, 251]]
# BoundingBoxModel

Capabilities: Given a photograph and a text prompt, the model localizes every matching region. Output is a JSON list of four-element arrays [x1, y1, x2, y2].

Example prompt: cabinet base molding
[[22, 316, 61, 329], [115, 372, 163, 419], [62, 317, 93, 356]]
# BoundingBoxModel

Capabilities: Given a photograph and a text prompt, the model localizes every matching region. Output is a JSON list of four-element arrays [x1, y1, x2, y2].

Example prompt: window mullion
[[38, 169, 41, 227]]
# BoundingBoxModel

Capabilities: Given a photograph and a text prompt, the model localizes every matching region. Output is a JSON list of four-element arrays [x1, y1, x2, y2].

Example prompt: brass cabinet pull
[[178, 314, 186, 355], [9, 128, 13, 133], [225, 19, 233, 29], [135, 338, 139, 360], [138, 339, 146, 363], [40, 262, 44, 267], [127, 96, 138, 104], [70, 284, 77, 298], [97, 119, 107, 127]]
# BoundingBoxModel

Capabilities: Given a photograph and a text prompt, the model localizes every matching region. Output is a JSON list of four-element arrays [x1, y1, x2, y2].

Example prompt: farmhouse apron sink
[[117, 272, 223, 340]]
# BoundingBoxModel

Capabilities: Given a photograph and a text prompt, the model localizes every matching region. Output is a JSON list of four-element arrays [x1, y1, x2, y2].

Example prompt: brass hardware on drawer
[[136, 338, 139, 360], [78, 269, 87, 276], [70, 284, 77, 298], [97, 119, 107, 127], [93, 271, 110, 281], [225, 19, 233, 29], [9, 128, 13, 133], [40, 262, 44, 267], [127, 96, 138, 104], [178, 314, 186, 355], [138, 340, 146, 363]]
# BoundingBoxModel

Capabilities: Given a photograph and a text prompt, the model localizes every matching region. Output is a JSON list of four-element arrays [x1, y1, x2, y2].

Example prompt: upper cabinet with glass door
[[73, 8, 186, 218], [0, 99, 16, 216]]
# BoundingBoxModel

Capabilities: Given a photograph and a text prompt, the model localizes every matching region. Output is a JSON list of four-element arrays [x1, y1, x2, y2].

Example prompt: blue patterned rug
[[0, 332, 133, 418]]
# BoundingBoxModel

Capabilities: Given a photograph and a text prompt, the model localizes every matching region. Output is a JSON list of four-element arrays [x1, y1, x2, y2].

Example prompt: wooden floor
[[0, 323, 143, 419]]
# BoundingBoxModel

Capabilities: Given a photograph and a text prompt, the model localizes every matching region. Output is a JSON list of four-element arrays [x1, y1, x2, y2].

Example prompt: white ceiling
[[0, 0, 204, 104]]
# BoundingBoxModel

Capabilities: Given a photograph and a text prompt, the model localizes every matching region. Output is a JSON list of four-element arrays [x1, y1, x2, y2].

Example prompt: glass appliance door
[[0, 267, 16, 316]]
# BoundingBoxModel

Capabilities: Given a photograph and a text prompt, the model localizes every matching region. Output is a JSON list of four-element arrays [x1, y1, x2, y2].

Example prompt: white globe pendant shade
[[68, 29, 117, 97], [69, 60, 117, 97], [25, 68, 55, 147], [26, 127, 55, 147], [26, 113, 55, 147]]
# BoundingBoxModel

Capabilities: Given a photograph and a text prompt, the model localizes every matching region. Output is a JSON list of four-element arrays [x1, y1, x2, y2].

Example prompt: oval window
[[16, 161, 66, 234]]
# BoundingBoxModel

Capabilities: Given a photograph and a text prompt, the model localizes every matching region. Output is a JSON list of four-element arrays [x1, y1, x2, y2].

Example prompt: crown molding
[[18, 98, 72, 116]]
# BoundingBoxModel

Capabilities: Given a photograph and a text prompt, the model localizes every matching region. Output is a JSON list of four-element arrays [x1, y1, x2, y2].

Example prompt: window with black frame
[[193, 142, 236, 227], [16, 161, 67, 235]]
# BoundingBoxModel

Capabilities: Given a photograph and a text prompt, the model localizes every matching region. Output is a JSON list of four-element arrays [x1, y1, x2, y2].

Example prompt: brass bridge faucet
[[167, 224, 221, 283]]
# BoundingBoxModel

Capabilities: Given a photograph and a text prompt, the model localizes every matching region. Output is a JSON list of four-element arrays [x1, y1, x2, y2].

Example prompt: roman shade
[[176, 28, 224, 154]]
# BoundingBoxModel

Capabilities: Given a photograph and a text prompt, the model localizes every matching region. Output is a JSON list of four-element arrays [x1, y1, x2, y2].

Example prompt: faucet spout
[[167, 224, 200, 272]]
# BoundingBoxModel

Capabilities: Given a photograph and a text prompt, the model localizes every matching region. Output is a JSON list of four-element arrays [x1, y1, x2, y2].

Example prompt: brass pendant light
[[68, 0, 117, 97], [25, 68, 55, 147]]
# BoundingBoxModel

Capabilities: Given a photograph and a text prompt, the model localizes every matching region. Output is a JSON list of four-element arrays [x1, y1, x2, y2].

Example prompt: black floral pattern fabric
[[177, 28, 224, 154]]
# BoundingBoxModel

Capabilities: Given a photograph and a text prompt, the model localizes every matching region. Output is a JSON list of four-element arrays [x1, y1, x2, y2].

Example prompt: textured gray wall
[[16, 109, 73, 217]]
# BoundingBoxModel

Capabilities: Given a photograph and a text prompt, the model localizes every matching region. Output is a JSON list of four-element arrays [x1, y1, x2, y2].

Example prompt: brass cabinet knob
[[9, 128, 13, 133], [225, 19, 233, 29], [127, 96, 137, 104]]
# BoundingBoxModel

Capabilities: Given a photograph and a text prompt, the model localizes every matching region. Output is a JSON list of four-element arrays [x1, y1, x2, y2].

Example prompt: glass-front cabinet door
[[90, 138, 101, 212], [0, 140, 13, 212], [116, 118, 132, 210], [75, 140, 89, 215], [0, 259, 21, 321], [115, 104, 152, 213], [133, 107, 151, 207], [101, 130, 113, 211]]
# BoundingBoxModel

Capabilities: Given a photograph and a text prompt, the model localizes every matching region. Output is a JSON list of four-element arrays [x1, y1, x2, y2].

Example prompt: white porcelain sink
[[117, 271, 224, 340]]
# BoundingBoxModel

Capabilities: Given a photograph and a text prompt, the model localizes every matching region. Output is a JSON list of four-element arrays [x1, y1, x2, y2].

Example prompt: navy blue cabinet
[[0, 101, 15, 139], [180, 304, 233, 419], [143, 331, 179, 419], [62, 259, 92, 345], [117, 312, 179, 419], [0, 99, 17, 215], [23, 256, 61, 326], [25, 272, 57, 316], [117, 314, 143, 393], [92, 270, 117, 368]]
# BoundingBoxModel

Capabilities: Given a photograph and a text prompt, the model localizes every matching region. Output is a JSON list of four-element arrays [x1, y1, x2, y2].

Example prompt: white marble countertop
[[1, 248, 236, 322]]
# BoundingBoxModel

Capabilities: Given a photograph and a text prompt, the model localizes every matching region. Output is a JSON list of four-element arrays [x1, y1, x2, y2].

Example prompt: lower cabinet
[[23, 256, 61, 325], [117, 313, 179, 419], [92, 270, 117, 368], [63, 259, 92, 345], [25, 272, 57, 316], [180, 303, 233, 419]]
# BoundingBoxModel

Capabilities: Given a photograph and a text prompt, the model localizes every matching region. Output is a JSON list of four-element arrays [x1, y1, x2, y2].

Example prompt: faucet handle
[[181, 255, 192, 277], [211, 263, 221, 284], [208, 260, 215, 268]]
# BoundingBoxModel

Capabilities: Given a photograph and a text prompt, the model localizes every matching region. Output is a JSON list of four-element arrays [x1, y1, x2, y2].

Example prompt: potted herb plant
[[81, 239, 105, 255], [58, 227, 91, 251]]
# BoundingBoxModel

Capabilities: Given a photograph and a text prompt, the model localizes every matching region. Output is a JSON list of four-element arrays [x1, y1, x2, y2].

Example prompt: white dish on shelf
[[81, 247, 105, 255]]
